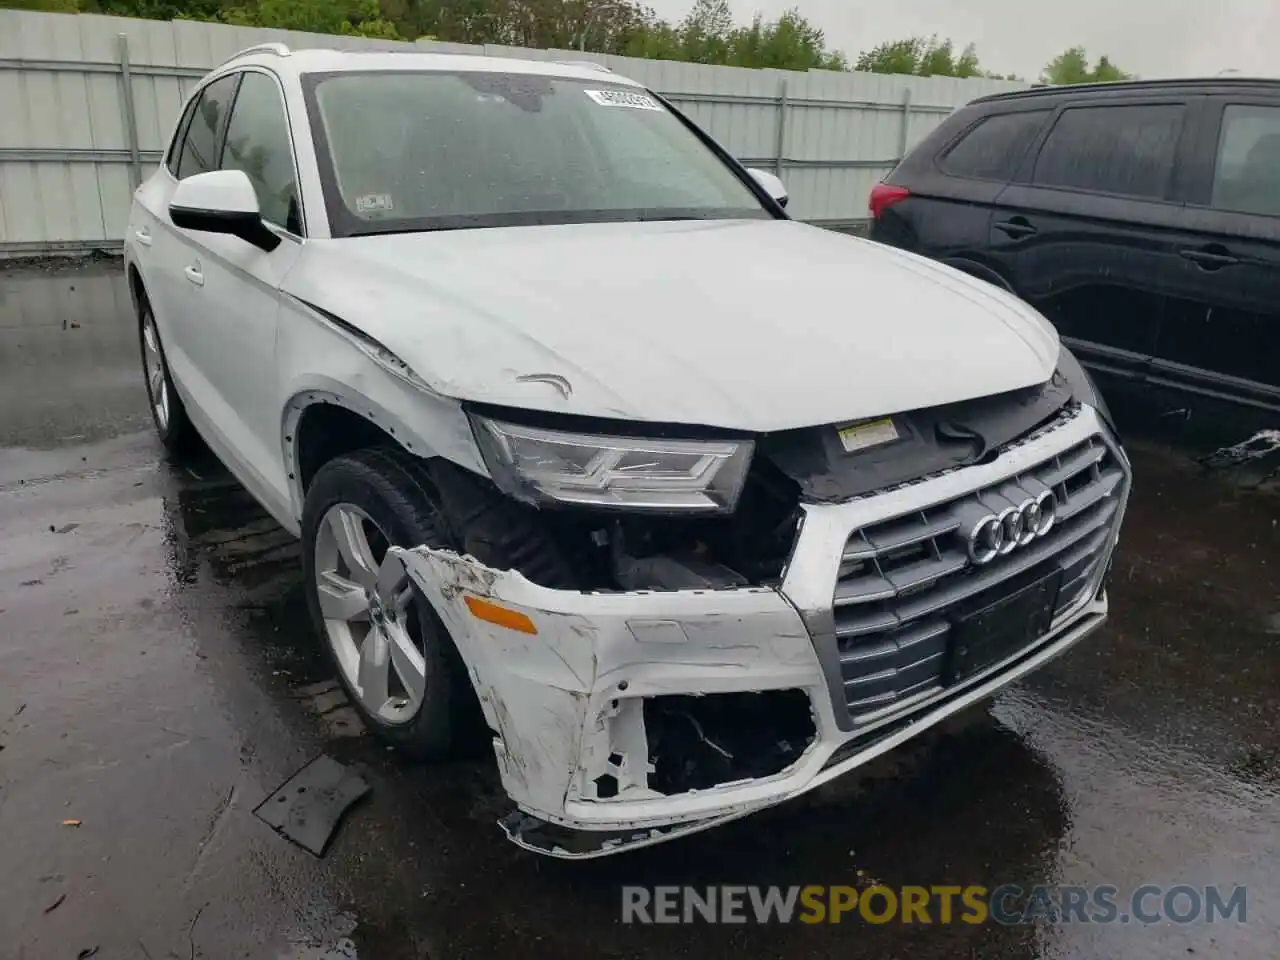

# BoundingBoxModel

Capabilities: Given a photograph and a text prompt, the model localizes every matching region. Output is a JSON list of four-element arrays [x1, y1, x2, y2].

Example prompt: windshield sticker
[[584, 88, 662, 111], [355, 193, 394, 215]]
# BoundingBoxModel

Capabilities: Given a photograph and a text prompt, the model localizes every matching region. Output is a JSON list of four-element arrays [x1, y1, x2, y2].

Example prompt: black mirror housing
[[169, 204, 281, 252]]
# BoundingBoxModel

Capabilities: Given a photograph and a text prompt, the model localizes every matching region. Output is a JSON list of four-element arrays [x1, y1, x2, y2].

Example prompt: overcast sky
[[645, 0, 1280, 80]]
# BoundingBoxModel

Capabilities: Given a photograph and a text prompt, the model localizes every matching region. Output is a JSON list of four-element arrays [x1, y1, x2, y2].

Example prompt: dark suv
[[868, 78, 1280, 447]]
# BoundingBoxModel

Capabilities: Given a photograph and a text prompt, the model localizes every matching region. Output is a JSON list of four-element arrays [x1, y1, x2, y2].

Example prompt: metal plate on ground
[[946, 570, 1062, 685], [253, 755, 370, 856]]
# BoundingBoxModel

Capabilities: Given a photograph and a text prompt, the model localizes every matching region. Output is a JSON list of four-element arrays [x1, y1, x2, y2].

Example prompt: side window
[[219, 71, 302, 233], [1209, 104, 1280, 217], [165, 96, 199, 172], [177, 74, 239, 181], [940, 110, 1050, 181], [1031, 104, 1185, 200]]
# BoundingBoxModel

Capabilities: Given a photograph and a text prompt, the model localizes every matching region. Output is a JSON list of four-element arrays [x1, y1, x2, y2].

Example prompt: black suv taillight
[[869, 183, 911, 219]]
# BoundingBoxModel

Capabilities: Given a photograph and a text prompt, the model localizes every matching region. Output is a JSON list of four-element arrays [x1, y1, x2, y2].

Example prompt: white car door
[[173, 68, 305, 520]]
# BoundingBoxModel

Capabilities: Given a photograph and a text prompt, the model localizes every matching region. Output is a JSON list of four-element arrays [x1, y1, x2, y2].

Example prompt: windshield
[[303, 70, 772, 236]]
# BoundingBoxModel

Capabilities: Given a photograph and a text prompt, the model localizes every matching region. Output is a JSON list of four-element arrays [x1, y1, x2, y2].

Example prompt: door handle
[[183, 264, 205, 287], [134, 227, 152, 247], [1179, 246, 1238, 270], [994, 218, 1038, 240]]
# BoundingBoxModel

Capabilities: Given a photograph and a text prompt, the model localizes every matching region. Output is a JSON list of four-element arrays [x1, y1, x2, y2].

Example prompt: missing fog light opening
[[643, 690, 816, 794], [593, 773, 620, 799]]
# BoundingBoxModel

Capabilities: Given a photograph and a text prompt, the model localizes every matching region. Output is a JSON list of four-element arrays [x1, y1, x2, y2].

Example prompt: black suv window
[[1210, 104, 1280, 217], [176, 74, 239, 181], [1031, 103, 1184, 199], [940, 110, 1049, 181], [219, 71, 302, 233]]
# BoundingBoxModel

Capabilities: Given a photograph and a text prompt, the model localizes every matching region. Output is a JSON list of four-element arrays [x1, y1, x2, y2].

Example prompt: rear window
[[940, 110, 1049, 181], [1210, 104, 1280, 216], [1030, 103, 1185, 200]]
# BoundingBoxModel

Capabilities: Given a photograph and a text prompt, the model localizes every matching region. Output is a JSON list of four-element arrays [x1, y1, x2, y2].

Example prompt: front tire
[[301, 448, 477, 759]]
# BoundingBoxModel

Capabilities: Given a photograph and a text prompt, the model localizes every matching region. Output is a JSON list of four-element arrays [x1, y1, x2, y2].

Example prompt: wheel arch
[[126, 261, 149, 312], [281, 382, 482, 524]]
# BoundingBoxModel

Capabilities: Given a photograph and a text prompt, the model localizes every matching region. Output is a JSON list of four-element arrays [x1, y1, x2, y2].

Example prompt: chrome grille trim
[[830, 430, 1123, 716], [834, 552, 967, 606], [778, 404, 1130, 733], [1038, 441, 1106, 489], [838, 618, 950, 713], [833, 493, 1120, 638], [842, 514, 963, 562]]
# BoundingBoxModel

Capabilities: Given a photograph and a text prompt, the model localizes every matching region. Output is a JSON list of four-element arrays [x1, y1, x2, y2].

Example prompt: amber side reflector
[[464, 595, 537, 635]]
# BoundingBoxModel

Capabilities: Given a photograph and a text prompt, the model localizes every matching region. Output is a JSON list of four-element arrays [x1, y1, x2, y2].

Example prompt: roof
[[974, 75, 1280, 104], [216, 43, 640, 87]]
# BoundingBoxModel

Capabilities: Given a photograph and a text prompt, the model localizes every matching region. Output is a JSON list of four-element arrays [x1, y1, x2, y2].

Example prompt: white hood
[[288, 219, 1059, 433]]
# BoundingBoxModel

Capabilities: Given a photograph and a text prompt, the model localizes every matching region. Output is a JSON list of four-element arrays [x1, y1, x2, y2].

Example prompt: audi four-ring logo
[[966, 491, 1058, 564]]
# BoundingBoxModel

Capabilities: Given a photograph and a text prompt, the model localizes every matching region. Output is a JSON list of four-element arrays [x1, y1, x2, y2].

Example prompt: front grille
[[833, 432, 1125, 718]]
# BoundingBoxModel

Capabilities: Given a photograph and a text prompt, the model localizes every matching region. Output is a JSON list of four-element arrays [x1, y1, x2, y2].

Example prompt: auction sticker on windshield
[[585, 88, 662, 110], [355, 193, 394, 214]]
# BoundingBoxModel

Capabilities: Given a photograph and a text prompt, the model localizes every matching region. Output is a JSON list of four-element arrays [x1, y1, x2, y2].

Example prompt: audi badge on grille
[[965, 491, 1058, 564]]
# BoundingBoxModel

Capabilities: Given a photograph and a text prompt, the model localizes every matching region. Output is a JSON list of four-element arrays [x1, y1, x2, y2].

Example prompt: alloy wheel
[[313, 503, 427, 725], [141, 313, 170, 431]]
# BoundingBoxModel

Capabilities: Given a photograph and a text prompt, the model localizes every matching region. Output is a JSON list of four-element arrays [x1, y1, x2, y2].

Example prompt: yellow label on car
[[837, 418, 900, 453]]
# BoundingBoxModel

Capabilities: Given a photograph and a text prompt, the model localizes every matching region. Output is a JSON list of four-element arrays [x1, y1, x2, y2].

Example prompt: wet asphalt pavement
[[1, 261, 1278, 960]]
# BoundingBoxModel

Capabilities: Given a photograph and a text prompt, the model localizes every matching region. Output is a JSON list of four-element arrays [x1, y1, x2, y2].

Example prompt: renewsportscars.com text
[[621, 884, 1247, 926]]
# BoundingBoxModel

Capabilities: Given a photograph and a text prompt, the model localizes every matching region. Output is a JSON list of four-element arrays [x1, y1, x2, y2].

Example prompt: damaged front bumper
[[393, 405, 1130, 858]]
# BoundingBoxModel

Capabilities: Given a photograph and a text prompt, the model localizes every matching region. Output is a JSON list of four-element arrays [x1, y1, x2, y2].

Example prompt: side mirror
[[169, 169, 280, 252], [745, 167, 789, 208]]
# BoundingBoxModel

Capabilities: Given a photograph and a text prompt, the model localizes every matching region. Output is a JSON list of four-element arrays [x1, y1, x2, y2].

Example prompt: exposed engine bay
[[484, 372, 1075, 595]]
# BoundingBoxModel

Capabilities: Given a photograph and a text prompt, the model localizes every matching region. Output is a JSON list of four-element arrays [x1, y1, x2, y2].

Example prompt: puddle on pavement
[[156, 448, 368, 740], [279, 940, 360, 960], [0, 261, 150, 449]]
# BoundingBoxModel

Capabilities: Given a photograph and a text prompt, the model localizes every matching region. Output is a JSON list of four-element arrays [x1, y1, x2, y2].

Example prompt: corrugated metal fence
[[0, 10, 1029, 257]]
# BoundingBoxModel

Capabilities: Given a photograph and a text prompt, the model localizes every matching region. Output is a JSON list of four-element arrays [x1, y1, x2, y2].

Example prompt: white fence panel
[[0, 9, 1030, 257]]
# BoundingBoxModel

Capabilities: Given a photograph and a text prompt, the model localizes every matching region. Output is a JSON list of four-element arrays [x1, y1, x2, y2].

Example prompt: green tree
[[678, 0, 732, 64], [205, 0, 400, 36], [1, 0, 82, 10], [617, 1, 846, 70], [919, 38, 979, 77], [86, 0, 231, 21], [573, 0, 652, 55], [854, 37, 920, 75], [1041, 46, 1133, 84], [728, 9, 848, 71], [618, 14, 683, 60], [394, 0, 647, 50], [854, 35, 989, 78], [0, 0, 850, 70]]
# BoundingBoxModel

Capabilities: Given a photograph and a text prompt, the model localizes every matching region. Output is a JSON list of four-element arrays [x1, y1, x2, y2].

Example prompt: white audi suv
[[124, 43, 1131, 857]]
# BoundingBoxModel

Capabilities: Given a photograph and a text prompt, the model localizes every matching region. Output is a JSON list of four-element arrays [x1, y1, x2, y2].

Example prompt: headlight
[[470, 415, 754, 513]]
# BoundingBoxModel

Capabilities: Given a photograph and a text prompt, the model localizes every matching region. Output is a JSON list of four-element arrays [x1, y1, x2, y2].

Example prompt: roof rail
[[218, 42, 291, 68], [551, 59, 612, 72], [975, 74, 1280, 103]]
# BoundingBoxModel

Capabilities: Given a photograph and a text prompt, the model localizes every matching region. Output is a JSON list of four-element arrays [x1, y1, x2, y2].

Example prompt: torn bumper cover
[[392, 405, 1129, 858]]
